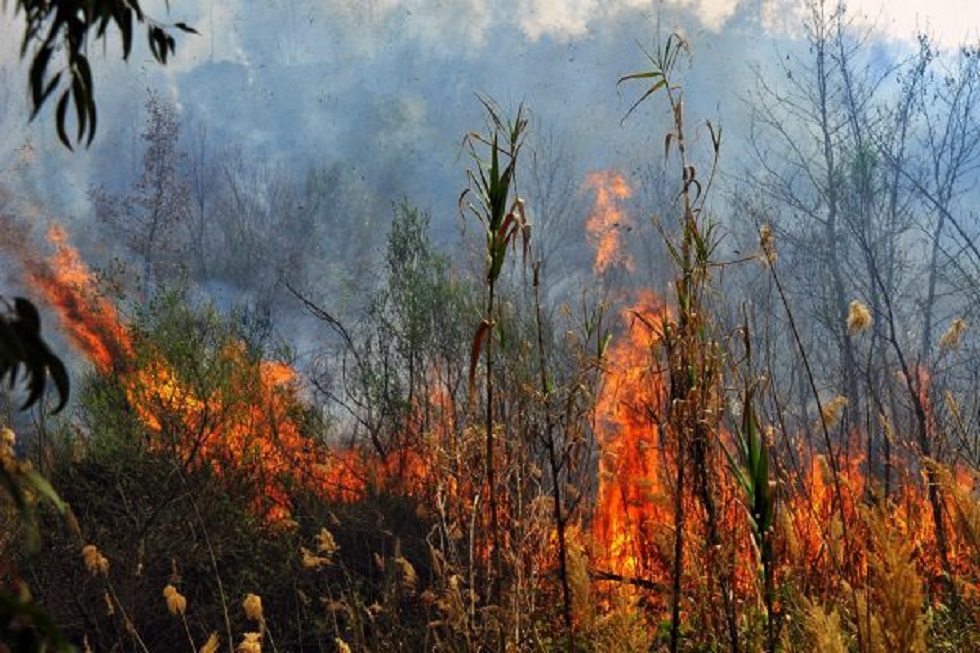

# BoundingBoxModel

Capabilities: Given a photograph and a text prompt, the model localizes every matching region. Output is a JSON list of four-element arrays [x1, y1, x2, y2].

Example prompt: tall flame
[[592, 289, 680, 587], [584, 170, 634, 276], [23, 225, 133, 372], [584, 171, 675, 581]]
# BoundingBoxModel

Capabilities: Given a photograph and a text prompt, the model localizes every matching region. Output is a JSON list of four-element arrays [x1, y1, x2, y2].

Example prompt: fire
[[578, 169, 978, 616], [23, 225, 133, 371], [592, 290, 670, 578], [9, 209, 978, 624], [584, 170, 634, 276], [16, 223, 375, 521]]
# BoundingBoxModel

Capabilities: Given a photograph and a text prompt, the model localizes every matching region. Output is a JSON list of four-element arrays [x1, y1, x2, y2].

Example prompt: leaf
[[71, 75, 88, 144], [36, 71, 63, 117], [28, 45, 54, 116], [22, 469, 67, 513], [706, 119, 722, 153], [74, 54, 97, 145], [1, 299, 71, 413], [468, 319, 492, 405], [616, 70, 663, 85], [13, 298, 40, 336], [55, 92, 72, 150], [119, 7, 134, 58], [622, 79, 666, 124], [174, 22, 199, 34]]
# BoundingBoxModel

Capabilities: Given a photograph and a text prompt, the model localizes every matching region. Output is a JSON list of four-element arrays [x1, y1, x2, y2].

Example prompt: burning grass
[[3, 129, 979, 653]]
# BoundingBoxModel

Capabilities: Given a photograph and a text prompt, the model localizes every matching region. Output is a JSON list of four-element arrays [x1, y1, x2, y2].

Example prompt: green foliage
[[461, 98, 530, 399], [0, 298, 69, 414], [24, 292, 310, 650], [0, 297, 71, 650], [461, 97, 530, 285], [725, 387, 775, 544], [5, 0, 195, 148], [351, 202, 473, 455], [617, 33, 690, 124]]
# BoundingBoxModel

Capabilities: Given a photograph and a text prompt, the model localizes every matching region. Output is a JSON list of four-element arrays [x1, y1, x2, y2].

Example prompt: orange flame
[[585, 170, 634, 276], [17, 224, 372, 522], [592, 290, 671, 579], [24, 225, 133, 371], [12, 216, 979, 613]]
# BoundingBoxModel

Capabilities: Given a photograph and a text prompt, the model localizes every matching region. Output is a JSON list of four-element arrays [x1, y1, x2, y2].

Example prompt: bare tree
[[91, 90, 191, 299]]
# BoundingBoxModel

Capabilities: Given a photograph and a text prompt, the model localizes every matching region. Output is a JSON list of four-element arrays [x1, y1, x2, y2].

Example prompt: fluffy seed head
[[243, 593, 263, 622], [821, 395, 849, 429], [847, 300, 872, 334], [237, 632, 262, 653], [759, 223, 777, 264], [82, 544, 109, 576], [163, 584, 187, 615], [940, 318, 967, 350]]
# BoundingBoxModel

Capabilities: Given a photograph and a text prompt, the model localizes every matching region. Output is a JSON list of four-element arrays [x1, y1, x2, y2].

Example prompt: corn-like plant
[[619, 33, 733, 652], [724, 381, 777, 652], [460, 97, 529, 606]]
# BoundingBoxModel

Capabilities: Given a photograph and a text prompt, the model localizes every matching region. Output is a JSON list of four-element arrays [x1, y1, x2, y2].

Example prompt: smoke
[[2, 0, 977, 367]]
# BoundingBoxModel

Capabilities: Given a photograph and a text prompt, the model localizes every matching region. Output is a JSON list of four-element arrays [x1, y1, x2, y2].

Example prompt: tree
[[741, 0, 980, 591], [5, 0, 195, 148], [90, 90, 191, 299], [523, 127, 585, 291], [1, 0, 191, 401]]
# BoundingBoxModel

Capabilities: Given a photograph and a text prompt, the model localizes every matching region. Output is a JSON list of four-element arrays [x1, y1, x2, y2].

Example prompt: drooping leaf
[[468, 318, 492, 405], [18, 1, 193, 147], [28, 45, 54, 116], [22, 469, 67, 513], [0, 298, 70, 413], [55, 91, 72, 150]]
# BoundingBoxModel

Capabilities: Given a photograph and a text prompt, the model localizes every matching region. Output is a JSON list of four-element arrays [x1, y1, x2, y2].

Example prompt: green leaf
[[616, 70, 663, 85], [621, 81, 666, 124], [22, 469, 67, 513], [55, 92, 72, 150], [28, 45, 54, 116]]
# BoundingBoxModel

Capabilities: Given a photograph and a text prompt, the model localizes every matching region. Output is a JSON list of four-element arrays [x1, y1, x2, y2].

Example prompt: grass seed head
[[243, 593, 264, 622], [316, 527, 339, 556], [847, 300, 872, 334], [821, 395, 849, 429], [940, 318, 967, 350], [82, 544, 109, 576], [759, 223, 777, 264], [163, 583, 187, 615], [199, 633, 220, 653], [237, 632, 262, 653]]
